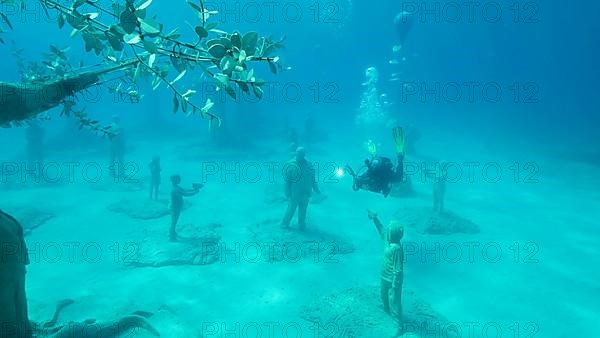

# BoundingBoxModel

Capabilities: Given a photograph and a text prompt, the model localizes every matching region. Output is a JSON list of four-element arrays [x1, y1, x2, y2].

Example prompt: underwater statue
[[148, 156, 161, 200], [281, 147, 321, 230], [0, 62, 136, 127], [367, 210, 405, 334], [169, 175, 202, 242], [1, 0, 286, 133], [0, 210, 32, 338], [0, 72, 99, 125], [346, 127, 406, 197], [432, 161, 448, 213], [108, 115, 126, 181]]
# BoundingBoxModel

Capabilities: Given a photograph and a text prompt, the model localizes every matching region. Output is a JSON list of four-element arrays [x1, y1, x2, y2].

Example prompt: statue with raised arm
[[367, 209, 404, 333]]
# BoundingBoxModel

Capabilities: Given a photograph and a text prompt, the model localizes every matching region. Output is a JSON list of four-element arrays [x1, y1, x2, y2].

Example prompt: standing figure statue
[[367, 210, 404, 334], [108, 115, 126, 181], [433, 161, 448, 213], [169, 174, 202, 242], [0, 210, 32, 338], [281, 147, 321, 231], [148, 156, 161, 200]]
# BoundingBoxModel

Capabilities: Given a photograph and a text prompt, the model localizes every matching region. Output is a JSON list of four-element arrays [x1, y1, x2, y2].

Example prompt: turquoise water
[[1, 1, 598, 337]]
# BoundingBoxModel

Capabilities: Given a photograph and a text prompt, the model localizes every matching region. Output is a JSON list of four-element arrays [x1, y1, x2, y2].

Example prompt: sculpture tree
[[0, 0, 284, 134]]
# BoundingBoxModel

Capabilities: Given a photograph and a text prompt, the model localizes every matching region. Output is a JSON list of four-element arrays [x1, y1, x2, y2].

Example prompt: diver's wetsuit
[[353, 153, 405, 197]]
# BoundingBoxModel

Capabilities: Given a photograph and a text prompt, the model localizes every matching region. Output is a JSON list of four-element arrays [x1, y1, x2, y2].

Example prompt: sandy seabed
[[2, 134, 598, 338]]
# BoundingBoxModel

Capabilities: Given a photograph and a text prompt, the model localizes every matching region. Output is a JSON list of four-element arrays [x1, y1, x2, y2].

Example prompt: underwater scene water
[[0, 0, 598, 337]]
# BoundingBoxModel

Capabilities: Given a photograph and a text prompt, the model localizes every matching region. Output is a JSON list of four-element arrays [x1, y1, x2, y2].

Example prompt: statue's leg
[[281, 200, 298, 228], [0, 273, 19, 337], [109, 151, 116, 179], [297, 198, 309, 230], [380, 278, 391, 314], [390, 279, 404, 331], [117, 153, 125, 180], [15, 272, 32, 338], [170, 209, 181, 240]]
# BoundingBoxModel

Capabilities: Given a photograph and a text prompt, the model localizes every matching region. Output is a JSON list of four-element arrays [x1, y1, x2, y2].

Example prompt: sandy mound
[[247, 220, 354, 262], [301, 286, 457, 337], [89, 180, 145, 192], [125, 223, 221, 268], [107, 199, 189, 220], [394, 207, 480, 235]]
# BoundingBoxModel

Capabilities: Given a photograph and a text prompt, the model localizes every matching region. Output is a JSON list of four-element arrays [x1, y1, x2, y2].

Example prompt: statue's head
[[295, 147, 306, 161], [387, 220, 404, 244], [170, 174, 181, 185]]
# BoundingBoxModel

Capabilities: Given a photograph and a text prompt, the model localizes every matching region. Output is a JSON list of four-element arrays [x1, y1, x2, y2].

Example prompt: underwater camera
[[192, 183, 204, 190]]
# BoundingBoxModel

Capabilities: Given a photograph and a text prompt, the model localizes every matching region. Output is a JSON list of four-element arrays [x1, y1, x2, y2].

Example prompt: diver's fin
[[365, 139, 378, 157], [392, 127, 405, 155]]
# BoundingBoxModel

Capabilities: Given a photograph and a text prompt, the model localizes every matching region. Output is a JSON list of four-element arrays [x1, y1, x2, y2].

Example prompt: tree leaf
[[107, 32, 123, 51], [214, 73, 229, 87], [224, 86, 237, 99], [73, 0, 87, 9], [172, 94, 179, 113], [136, 0, 153, 11], [253, 84, 263, 99], [187, 1, 202, 13], [205, 22, 218, 31], [268, 61, 278, 74], [148, 53, 156, 68], [123, 33, 141, 44], [182, 89, 196, 99], [120, 9, 138, 34], [170, 69, 187, 85], [133, 63, 141, 83], [139, 18, 161, 35], [208, 44, 227, 59], [57, 14, 65, 29], [230, 33, 241, 49], [194, 26, 208, 39], [143, 39, 158, 53]]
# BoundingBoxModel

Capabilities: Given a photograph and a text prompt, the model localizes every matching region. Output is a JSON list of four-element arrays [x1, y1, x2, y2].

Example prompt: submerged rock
[[125, 223, 221, 268], [3, 207, 55, 236], [301, 286, 456, 338], [247, 220, 354, 262], [107, 199, 189, 220], [394, 207, 480, 235]]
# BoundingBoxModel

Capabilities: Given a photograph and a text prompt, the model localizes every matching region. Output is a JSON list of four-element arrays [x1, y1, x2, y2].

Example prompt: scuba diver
[[345, 127, 406, 197]]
